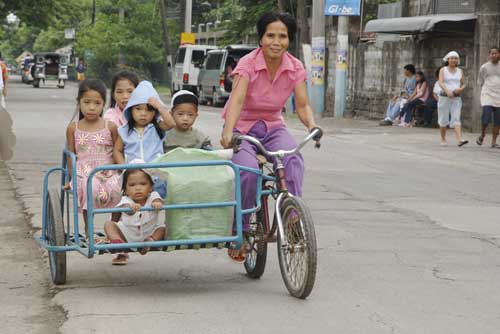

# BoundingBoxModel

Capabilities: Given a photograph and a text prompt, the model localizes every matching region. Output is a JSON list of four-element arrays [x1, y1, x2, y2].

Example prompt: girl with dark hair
[[399, 71, 429, 127], [104, 164, 166, 265], [65, 79, 121, 236], [220, 11, 321, 262], [113, 81, 176, 198], [103, 70, 140, 127]]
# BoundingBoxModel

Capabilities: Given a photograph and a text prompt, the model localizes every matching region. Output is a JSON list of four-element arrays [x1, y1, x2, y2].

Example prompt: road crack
[[472, 236, 500, 249], [432, 266, 455, 282]]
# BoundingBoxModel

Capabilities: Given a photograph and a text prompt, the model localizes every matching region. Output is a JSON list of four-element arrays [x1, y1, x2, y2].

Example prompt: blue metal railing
[[38, 150, 277, 258]]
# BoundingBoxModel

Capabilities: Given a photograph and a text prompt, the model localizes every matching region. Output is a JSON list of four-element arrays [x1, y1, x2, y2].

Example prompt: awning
[[364, 14, 477, 34]]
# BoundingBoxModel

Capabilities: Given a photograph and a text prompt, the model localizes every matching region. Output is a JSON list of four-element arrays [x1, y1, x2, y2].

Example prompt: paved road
[[4, 75, 500, 333]]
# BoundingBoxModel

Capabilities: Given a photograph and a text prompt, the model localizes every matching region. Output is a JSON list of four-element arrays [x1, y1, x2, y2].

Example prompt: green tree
[[0, 0, 91, 62], [74, 0, 166, 82], [203, 0, 276, 45], [33, 27, 66, 52]]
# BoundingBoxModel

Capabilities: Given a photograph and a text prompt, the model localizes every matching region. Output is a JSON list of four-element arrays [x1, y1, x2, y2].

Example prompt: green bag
[[152, 148, 235, 240]]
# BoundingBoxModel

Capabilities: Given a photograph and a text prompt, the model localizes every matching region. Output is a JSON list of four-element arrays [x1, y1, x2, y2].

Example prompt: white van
[[171, 45, 216, 95], [198, 45, 256, 107]]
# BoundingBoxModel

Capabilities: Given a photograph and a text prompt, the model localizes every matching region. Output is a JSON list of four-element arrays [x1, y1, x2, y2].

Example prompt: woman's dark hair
[[435, 66, 442, 78], [127, 104, 165, 139], [121, 169, 153, 194], [416, 70, 426, 83], [77, 79, 107, 120], [403, 64, 416, 75], [257, 11, 297, 45], [110, 70, 140, 108]]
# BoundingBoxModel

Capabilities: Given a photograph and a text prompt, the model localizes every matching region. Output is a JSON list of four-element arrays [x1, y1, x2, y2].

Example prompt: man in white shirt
[[477, 47, 500, 148]]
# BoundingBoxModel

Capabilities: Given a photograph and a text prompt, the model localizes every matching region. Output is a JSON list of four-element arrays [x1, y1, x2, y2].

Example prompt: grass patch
[[155, 85, 171, 97]]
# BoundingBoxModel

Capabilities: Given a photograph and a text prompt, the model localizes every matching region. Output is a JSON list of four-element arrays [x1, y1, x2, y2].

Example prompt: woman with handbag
[[437, 51, 468, 147]]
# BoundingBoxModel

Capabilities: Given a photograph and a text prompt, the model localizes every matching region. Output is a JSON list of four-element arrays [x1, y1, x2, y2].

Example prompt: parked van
[[198, 45, 256, 107], [171, 44, 216, 95]]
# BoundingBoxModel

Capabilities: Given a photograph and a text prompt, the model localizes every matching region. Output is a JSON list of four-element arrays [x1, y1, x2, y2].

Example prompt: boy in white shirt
[[477, 47, 500, 148]]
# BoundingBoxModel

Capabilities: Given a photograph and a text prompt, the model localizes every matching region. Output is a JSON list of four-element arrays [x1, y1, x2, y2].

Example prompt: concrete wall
[[325, 31, 476, 128], [407, 0, 433, 16]]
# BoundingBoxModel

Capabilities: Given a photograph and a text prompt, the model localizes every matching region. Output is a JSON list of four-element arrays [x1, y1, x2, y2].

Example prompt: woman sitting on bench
[[399, 71, 429, 127]]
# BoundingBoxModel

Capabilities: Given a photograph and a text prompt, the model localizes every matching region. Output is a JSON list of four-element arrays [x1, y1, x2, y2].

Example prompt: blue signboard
[[324, 0, 361, 16]]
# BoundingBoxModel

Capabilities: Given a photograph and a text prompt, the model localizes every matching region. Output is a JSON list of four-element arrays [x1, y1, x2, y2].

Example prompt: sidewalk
[[0, 161, 64, 333]]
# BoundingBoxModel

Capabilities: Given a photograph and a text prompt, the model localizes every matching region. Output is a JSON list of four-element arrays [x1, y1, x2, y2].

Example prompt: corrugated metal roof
[[364, 14, 476, 34]]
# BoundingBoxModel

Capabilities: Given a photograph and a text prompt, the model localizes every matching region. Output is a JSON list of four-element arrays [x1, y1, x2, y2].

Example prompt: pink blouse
[[415, 82, 429, 102], [222, 48, 307, 134], [103, 105, 126, 128]]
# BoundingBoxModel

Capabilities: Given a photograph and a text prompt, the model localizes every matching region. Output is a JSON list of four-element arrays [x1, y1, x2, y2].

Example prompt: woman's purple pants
[[232, 121, 304, 232]]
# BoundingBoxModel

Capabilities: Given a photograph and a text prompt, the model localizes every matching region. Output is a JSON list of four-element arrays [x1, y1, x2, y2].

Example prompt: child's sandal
[[227, 243, 247, 263], [111, 253, 129, 265]]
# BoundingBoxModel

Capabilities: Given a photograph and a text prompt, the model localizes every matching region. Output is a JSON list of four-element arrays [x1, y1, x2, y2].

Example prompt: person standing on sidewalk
[[476, 47, 500, 148], [76, 59, 86, 81], [437, 51, 468, 147]]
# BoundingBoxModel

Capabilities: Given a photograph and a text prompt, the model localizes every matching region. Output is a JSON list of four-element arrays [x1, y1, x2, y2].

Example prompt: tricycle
[[38, 129, 322, 299], [31, 52, 68, 88]]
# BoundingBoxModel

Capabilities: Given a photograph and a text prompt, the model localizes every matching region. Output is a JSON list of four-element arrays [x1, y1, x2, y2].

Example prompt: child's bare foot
[[139, 237, 155, 255]]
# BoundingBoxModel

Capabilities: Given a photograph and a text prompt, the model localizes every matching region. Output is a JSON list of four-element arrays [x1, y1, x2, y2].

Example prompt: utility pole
[[118, 8, 125, 65], [472, 0, 499, 131], [91, 0, 96, 26], [185, 0, 192, 32], [159, 0, 172, 86], [334, 16, 349, 118], [296, 0, 309, 60], [277, 0, 286, 11], [311, 0, 326, 115]]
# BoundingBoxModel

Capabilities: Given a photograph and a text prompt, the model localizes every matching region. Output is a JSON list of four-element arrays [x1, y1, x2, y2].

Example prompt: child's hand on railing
[[129, 203, 141, 213], [151, 199, 163, 211], [63, 182, 71, 191]]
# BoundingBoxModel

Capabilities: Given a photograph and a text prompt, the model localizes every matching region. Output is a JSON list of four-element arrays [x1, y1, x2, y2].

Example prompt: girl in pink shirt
[[221, 12, 321, 262], [103, 70, 139, 127], [399, 71, 429, 126]]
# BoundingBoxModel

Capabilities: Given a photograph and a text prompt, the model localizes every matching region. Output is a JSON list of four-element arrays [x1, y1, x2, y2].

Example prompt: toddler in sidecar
[[104, 160, 166, 265]]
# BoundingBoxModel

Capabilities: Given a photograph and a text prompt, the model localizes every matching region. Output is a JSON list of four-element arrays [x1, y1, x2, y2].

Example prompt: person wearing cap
[[113, 80, 176, 197], [437, 51, 468, 147], [164, 90, 212, 152], [104, 159, 166, 265], [219, 12, 321, 262]]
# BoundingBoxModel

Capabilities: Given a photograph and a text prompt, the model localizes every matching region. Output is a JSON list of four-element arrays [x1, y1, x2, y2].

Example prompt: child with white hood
[[113, 80, 176, 197]]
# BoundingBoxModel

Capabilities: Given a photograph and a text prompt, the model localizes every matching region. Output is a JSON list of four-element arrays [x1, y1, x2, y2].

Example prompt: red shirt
[[1, 63, 8, 84]]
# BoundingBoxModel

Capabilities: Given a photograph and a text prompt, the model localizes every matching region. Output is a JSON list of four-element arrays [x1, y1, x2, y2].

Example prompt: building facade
[[324, 0, 499, 130]]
